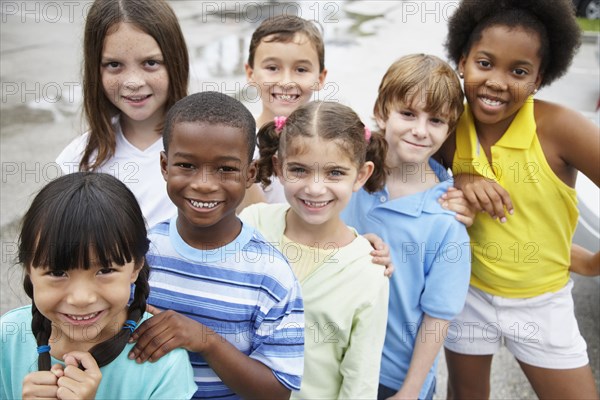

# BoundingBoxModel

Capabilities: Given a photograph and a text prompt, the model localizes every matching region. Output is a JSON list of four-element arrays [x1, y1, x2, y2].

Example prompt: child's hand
[[439, 187, 477, 227], [453, 174, 514, 222], [22, 364, 64, 400], [56, 352, 102, 400], [128, 308, 209, 363], [363, 233, 394, 277]]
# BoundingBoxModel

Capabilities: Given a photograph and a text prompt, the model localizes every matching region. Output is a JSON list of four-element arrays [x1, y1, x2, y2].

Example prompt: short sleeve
[[148, 348, 197, 399], [249, 271, 304, 391], [420, 221, 471, 320]]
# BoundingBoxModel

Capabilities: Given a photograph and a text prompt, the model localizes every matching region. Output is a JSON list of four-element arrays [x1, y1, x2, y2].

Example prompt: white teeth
[[276, 94, 297, 101], [303, 200, 329, 207], [190, 199, 218, 209], [67, 312, 99, 321], [481, 97, 502, 106]]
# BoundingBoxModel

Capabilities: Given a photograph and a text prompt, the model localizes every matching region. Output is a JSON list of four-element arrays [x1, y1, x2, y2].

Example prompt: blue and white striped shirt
[[147, 217, 304, 399]]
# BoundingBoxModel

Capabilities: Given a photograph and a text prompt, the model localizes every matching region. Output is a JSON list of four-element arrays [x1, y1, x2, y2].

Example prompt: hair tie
[[274, 116, 287, 134], [37, 345, 51, 354], [122, 319, 137, 334], [364, 126, 372, 142]]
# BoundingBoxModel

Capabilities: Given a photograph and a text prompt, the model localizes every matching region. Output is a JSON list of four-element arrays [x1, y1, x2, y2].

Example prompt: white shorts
[[444, 280, 589, 369]]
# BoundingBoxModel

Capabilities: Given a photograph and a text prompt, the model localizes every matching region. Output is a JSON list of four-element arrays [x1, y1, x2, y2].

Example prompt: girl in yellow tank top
[[437, 0, 599, 399]]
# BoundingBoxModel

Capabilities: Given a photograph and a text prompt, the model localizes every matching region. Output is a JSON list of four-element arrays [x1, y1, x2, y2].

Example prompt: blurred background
[[1, 1, 598, 398]]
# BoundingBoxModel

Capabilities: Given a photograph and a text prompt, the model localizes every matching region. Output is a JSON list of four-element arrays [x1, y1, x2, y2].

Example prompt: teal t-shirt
[[1, 306, 196, 399]]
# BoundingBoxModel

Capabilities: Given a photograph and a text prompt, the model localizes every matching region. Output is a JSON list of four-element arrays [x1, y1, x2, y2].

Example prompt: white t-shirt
[[56, 119, 176, 229]]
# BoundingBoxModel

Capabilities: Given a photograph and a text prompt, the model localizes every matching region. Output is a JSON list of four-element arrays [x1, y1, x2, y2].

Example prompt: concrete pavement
[[1, 1, 598, 398]]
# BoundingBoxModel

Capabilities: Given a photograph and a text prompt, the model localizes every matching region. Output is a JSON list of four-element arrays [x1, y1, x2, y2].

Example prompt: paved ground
[[1, 1, 598, 398]]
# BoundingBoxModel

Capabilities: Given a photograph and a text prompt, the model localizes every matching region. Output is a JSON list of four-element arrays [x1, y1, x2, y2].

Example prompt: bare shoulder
[[534, 99, 599, 186]]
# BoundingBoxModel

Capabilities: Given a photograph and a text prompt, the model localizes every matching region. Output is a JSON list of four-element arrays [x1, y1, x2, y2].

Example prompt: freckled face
[[101, 22, 169, 129]]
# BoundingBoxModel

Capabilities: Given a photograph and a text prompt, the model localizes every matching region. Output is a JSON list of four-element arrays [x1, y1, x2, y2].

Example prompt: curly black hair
[[445, 0, 582, 87]]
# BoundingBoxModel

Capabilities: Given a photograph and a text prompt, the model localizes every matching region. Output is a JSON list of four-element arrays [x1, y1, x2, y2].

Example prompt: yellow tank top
[[452, 98, 578, 298]]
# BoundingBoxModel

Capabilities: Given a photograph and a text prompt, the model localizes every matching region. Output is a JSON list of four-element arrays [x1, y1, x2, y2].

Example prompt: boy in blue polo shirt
[[128, 92, 304, 399], [341, 54, 471, 400]]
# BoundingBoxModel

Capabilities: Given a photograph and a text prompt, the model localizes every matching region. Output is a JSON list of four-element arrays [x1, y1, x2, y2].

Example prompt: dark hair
[[374, 54, 464, 131], [19, 172, 150, 371], [256, 101, 388, 193], [248, 15, 325, 72], [445, 0, 581, 87], [162, 91, 256, 162], [81, 0, 189, 170]]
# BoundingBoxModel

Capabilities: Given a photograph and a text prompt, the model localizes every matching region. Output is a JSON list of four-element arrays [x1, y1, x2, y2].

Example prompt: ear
[[160, 151, 168, 181], [130, 260, 142, 284], [533, 72, 543, 93], [245, 160, 258, 189], [314, 68, 328, 91], [458, 55, 466, 77], [353, 161, 375, 192], [245, 63, 255, 83], [375, 115, 387, 131]]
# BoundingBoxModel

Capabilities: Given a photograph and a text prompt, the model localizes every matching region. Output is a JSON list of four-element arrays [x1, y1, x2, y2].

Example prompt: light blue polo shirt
[[340, 159, 471, 398]]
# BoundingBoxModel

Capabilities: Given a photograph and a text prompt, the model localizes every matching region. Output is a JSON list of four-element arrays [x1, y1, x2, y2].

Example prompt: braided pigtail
[[24, 275, 53, 371], [364, 131, 389, 193], [88, 259, 149, 368], [256, 121, 282, 188]]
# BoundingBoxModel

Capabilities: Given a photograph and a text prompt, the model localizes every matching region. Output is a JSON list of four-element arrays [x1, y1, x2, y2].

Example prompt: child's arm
[[129, 307, 291, 400], [387, 315, 449, 400], [453, 173, 514, 222], [570, 244, 600, 277]]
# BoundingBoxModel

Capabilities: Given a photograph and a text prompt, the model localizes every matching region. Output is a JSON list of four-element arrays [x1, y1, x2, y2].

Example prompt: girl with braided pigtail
[[1, 172, 196, 399]]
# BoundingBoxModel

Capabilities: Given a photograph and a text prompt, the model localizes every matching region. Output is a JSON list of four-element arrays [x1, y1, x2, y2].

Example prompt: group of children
[[1, 0, 599, 399]]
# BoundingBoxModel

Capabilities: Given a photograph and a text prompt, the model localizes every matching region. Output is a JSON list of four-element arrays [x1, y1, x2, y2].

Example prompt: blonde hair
[[374, 54, 464, 130]]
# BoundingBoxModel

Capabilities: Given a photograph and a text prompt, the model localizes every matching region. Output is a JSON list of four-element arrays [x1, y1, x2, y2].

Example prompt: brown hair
[[374, 54, 464, 130], [256, 101, 388, 193], [248, 15, 325, 72], [80, 0, 189, 170]]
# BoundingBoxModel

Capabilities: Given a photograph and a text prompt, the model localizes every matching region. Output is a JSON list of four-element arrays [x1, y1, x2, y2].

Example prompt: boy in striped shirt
[[128, 92, 304, 399]]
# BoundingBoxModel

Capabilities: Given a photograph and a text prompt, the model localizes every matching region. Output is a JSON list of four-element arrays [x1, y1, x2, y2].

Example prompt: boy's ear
[[245, 160, 258, 188], [353, 161, 375, 192], [374, 115, 387, 131], [245, 63, 255, 83], [314, 68, 328, 91], [160, 151, 168, 181]]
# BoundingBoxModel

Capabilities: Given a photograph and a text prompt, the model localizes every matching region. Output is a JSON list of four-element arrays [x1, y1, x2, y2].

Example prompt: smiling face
[[245, 33, 327, 126], [101, 22, 169, 130], [377, 95, 451, 167], [278, 136, 372, 228], [161, 122, 256, 248], [29, 260, 139, 353], [459, 24, 543, 136]]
